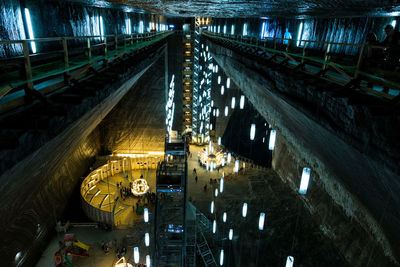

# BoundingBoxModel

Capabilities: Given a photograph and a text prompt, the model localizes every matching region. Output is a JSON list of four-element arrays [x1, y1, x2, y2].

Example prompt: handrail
[[0, 31, 172, 107], [204, 31, 400, 100]]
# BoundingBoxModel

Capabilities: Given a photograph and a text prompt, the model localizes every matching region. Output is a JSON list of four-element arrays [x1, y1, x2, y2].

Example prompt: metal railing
[[203, 31, 400, 100], [0, 31, 172, 104]]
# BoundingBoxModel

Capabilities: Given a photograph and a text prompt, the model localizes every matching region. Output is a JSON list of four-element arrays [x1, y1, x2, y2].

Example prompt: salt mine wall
[[98, 56, 166, 154], [208, 41, 400, 266], [0, 0, 164, 57], [0, 45, 165, 267], [211, 16, 396, 54]]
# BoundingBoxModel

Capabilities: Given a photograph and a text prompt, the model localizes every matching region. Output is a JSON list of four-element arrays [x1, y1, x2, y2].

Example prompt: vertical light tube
[[220, 177, 224, 193], [144, 208, 149, 222], [224, 106, 228, 116], [126, 18, 131, 34], [223, 25, 227, 34], [223, 212, 227, 222], [269, 129, 276, 150], [234, 160, 239, 173], [231, 97, 236, 109], [24, 8, 36, 53], [240, 95, 245, 109], [139, 20, 144, 33], [227, 153, 231, 163], [216, 65, 218, 73], [99, 16, 104, 40], [261, 21, 266, 38], [243, 23, 248, 36], [296, 21, 304, 47], [221, 86, 225, 95], [211, 200, 214, 214], [231, 24, 235, 35], [250, 124, 256, 140], [218, 76, 221, 84], [242, 202, 247, 217], [213, 220, 217, 233], [145, 233, 150, 247], [134, 247, 139, 263], [215, 188, 219, 197], [258, 212, 265, 230], [226, 77, 231, 88], [286, 256, 294, 267], [299, 167, 311, 194], [228, 228, 233, 240], [146, 255, 151, 266], [218, 136, 221, 146], [220, 249, 224, 266]]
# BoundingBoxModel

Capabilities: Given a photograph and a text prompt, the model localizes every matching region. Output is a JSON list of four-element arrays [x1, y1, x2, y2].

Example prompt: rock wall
[[209, 41, 400, 265], [0, 46, 164, 266]]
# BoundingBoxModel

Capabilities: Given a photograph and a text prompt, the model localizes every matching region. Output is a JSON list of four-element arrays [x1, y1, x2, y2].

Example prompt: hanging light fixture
[[234, 160, 239, 172], [144, 208, 149, 222], [286, 256, 294, 267], [220, 249, 224, 266], [229, 228, 233, 240], [250, 124, 256, 140], [269, 129, 276, 150], [134, 247, 139, 264], [240, 95, 245, 109], [145, 233, 150, 247], [223, 212, 227, 222], [213, 220, 217, 233], [215, 188, 219, 197], [231, 97, 236, 109], [146, 255, 151, 267], [211, 200, 214, 214], [242, 202, 247, 217], [224, 106, 228, 116], [220, 177, 224, 193], [221, 85, 225, 95], [258, 212, 265, 230], [299, 167, 311, 195]]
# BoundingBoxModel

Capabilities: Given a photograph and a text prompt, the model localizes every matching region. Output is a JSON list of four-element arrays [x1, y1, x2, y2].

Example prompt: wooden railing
[[0, 31, 172, 105], [203, 31, 400, 100]]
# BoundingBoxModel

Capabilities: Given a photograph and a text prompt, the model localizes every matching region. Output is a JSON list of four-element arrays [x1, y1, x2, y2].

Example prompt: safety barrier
[[203, 31, 400, 100], [0, 31, 172, 105]]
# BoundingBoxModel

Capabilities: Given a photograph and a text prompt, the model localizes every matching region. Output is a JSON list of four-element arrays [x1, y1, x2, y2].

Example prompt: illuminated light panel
[[99, 16, 104, 40], [223, 25, 227, 34], [139, 20, 144, 33], [299, 167, 311, 194], [218, 76, 221, 84], [392, 19, 397, 28], [229, 228, 233, 240], [259, 212, 265, 230], [242, 202, 247, 217], [269, 130, 276, 150], [250, 123, 256, 140], [243, 23, 248, 36], [223, 212, 227, 222], [226, 77, 231, 88], [145, 232, 150, 247], [286, 256, 294, 267], [234, 159, 239, 173], [220, 249, 224, 266], [213, 219, 217, 233], [231, 97, 236, 109], [24, 8, 37, 53], [221, 86, 225, 95], [215, 188, 218, 197], [240, 95, 245, 109], [297, 21, 304, 47], [146, 255, 151, 267], [134, 247, 139, 263], [211, 200, 214, 214], [220, 177, 224, 192], [125, 18, 131, 34], [144, 208, 149, 222], [231, 24, 235, 35]]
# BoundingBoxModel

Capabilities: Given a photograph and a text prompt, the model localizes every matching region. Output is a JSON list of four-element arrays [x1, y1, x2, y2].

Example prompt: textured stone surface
[[0, 46, 165, 266], [87, 0, 400, 17], [209, 41, 400, 265]]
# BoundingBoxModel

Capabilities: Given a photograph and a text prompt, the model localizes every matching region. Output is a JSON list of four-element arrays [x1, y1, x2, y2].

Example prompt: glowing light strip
[[297, 21, 304, 47], [24, 8, 36, 53]]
